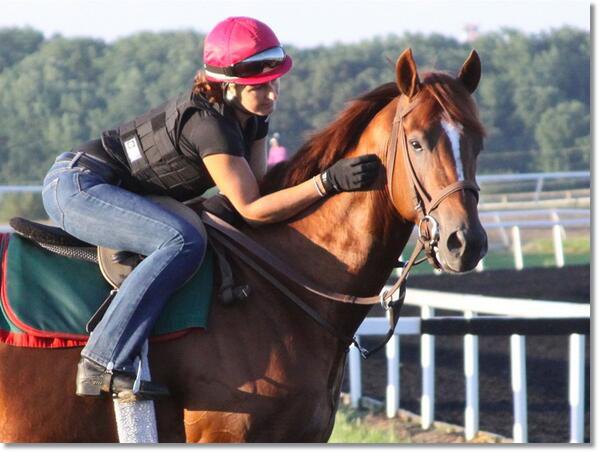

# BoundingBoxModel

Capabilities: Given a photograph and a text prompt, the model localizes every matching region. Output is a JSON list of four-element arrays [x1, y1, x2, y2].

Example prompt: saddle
[[9, 195, 250, 331]]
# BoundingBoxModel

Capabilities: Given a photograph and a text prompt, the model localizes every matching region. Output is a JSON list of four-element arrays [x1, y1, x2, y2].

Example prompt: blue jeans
[[42, 152, 207, 373]]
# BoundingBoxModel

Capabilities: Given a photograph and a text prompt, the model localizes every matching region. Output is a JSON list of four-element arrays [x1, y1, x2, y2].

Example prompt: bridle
[[200, 91, 481, 359], [386, 92, 480, 270]]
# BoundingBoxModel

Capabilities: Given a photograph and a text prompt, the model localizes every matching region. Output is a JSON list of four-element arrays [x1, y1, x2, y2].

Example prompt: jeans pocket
[[41, 178, 64, 228], [75, 170, 103, 193]]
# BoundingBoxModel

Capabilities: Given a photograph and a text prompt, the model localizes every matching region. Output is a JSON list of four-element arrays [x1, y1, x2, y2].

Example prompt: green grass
[[329, 406, 404, 443]]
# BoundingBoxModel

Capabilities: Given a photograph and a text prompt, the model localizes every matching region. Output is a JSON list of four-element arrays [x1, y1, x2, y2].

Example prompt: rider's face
[[236, 79, 280, 116]]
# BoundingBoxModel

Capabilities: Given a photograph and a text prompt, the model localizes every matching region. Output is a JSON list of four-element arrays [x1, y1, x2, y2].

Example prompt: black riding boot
[[75, 357, 170, 400]]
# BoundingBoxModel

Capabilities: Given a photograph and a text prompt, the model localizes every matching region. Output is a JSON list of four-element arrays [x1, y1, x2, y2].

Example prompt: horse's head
[[386, 49, 487, 273]]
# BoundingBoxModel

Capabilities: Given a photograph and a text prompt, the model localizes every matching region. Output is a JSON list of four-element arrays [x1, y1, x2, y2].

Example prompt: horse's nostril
[[446, 229, 466, 255]]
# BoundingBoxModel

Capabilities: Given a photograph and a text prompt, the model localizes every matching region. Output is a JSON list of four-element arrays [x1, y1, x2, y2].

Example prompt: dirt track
[[342, 265, 590, 443]]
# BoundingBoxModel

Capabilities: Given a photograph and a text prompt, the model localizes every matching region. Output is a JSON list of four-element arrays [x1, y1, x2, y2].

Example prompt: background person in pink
[[267, 132, 288, 167]]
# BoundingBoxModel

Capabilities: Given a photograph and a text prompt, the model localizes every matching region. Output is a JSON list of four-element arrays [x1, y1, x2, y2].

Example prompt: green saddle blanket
[[0, 233, 213, 348]]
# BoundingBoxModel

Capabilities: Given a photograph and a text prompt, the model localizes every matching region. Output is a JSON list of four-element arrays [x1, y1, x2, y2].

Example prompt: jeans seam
[[52, 178, 65, 228]]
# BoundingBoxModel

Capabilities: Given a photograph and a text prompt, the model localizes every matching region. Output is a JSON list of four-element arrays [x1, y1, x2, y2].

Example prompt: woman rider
[[41, 16, 381, 400]]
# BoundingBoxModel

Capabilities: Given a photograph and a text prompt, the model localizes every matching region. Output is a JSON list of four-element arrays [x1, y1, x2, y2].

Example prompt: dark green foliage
[[0, 27, 44, 73], [0, 27, 589, 184], [534, 100, 590, 171]]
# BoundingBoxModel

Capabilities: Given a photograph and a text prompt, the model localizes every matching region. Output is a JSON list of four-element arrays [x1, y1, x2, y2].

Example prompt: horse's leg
[[0, 344, 117, 442]]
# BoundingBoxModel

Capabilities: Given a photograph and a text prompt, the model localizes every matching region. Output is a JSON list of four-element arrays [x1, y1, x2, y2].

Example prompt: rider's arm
[[248, 137, 267, 182], [203, 153, 320, 225], [183, 112, 380, 225]]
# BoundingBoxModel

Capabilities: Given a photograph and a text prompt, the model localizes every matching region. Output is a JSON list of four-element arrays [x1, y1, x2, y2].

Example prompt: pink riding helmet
[[203, 16, 293, 85]]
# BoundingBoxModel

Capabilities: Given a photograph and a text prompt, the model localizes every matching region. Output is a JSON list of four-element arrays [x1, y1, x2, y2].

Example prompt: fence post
[[569, 334, 585, 443], [553, 224, 565, 268], [421, 306, 435, 429], [464, 311, 479, 440], [510, 335, 528, 443], [550, 210, 567, 240], [533, 176, 544, 202], [386, 334, 400, 418], [349, 339, 362, 408], [511, 226, 524, 270], [493, 213, 510, 248]]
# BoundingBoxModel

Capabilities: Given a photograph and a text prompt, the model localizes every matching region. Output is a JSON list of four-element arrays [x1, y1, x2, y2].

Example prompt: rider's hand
[[319, 154, 381, 194]]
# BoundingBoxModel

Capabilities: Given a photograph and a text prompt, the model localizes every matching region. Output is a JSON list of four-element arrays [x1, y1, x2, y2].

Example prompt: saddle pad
[[0, 233, 213, 348]]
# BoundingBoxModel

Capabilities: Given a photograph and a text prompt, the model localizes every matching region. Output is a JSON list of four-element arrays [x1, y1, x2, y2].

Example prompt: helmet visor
[[205, 46, 287, 79]]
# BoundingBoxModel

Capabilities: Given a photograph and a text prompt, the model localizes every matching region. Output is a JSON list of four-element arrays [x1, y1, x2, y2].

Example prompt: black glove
[[320, 154, 381, 194]]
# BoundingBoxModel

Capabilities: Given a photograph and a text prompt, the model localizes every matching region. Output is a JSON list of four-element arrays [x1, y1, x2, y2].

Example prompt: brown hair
[[192, 70, 224, 104]]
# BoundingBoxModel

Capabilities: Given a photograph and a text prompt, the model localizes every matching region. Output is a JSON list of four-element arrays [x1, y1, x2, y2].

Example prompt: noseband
[[386, 93, 480, 269]]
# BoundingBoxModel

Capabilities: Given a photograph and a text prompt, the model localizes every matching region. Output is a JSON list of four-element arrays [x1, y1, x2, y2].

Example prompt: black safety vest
[[101, 91, 219, 200]]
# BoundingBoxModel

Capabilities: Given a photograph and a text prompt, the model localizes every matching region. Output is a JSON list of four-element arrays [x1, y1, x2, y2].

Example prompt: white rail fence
[[349, 289, 590, 443], [481, 216, 589, 271], [477, 171, 590, 203]]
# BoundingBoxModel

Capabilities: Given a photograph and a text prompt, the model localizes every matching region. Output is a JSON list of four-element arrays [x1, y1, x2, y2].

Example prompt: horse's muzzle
[[440, 224, 488, 273]]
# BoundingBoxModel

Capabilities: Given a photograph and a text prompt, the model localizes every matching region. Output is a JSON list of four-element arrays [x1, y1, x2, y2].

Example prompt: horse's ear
[[395, 49, 421, 99], [458, 50, 481, 93]]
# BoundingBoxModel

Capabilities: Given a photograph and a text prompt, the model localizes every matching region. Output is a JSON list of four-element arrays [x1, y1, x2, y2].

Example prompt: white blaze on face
[[441, 120, 464, 181]]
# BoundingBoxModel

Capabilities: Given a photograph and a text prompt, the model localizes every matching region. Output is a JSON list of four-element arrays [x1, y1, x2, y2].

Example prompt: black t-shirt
[[171, 103, 269, 196], [179, 103, 269, 160]]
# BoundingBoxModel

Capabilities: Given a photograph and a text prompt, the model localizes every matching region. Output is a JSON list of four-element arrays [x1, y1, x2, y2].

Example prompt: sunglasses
[[206, 47, 286, 78]]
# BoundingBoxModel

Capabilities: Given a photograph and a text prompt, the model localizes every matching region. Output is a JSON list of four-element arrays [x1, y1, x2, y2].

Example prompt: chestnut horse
[[0, 49, 487, 442]]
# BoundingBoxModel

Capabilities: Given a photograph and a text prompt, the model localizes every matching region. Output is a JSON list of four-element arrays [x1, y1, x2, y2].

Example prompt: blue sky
[[2, 0, 590, 47]]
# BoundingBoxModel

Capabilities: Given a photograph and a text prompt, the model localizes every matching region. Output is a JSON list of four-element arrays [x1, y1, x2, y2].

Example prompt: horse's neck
[[249, 108, 412, 300], [251, 156, 412, 296], [243, 185, 411, 351], [239, 100, 415, 349], [288, 193, 410, 294]]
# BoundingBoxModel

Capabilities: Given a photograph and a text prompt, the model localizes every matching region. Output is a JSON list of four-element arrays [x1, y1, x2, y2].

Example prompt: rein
[[202, 211, 409, 357], [202, 92, 480, 359]]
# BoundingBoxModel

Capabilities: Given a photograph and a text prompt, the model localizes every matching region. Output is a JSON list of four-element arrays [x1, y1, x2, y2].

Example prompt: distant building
[[462, 24, 480, 43]]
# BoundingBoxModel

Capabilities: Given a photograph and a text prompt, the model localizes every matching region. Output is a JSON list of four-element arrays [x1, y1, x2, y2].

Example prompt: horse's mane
[[261, 71, 485, 193]]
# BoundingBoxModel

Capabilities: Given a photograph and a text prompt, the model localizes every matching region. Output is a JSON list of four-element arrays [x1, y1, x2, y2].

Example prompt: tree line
[[0, 26, 590, 184]]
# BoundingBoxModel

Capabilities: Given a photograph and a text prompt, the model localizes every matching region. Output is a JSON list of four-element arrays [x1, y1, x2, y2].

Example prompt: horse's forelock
[[419, 72, 486, 137]]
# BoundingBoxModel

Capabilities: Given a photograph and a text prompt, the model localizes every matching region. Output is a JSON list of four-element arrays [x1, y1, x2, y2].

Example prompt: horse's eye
[[410, 140, 423, 152]]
